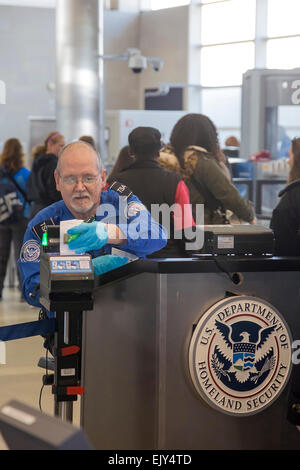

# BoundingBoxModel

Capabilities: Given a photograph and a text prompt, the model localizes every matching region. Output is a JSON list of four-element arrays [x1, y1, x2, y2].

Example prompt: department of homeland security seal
[[20, 239, 40, 262], [188, 296, 292, 416]]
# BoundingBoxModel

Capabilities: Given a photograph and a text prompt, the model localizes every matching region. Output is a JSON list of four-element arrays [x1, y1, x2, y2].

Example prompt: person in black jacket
[[107, 145, 135, 185], [27, 131, 65, 219], [270, 137, 300, 256], [108, 126, 195, 256]]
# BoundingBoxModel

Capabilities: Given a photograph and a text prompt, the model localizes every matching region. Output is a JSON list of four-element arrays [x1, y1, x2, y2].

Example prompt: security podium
[[80, 257, 300, 450]]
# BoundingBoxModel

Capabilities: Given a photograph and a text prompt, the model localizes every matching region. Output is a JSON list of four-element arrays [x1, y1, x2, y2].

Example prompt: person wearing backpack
[[0, 138, 30, 300], [158, 113, 256, 225], [26, 131, 65, 219]]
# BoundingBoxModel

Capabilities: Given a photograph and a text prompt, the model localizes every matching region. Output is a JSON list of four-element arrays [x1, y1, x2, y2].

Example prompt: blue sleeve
[[17, 222, 43, 308], [115, 194, 168, 258]]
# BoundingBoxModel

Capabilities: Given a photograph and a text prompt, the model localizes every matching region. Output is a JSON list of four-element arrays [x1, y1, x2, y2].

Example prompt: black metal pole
[[53, 310, 83, 423]]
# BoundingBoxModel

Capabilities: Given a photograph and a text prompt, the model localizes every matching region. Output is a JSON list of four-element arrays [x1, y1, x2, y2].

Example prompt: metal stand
[[53, 310, 84, 423], [39, 242, 94, 424]]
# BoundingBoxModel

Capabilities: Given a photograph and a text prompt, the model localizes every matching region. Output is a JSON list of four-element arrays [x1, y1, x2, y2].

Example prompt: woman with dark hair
[[271, 137, 300, 255], [0, 138, 30, 300], [287, 137, 300, 184], [159, 113, 255, 224], [26, 131, 65, 219], [79, 135, 97, 151], [107, 146, 135, 185]]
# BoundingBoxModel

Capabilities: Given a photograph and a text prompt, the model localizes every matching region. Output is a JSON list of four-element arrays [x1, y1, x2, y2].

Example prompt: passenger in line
[[26, 131, 65, 219], [158, 113, 256, 225], [223, 135, 240, 161], [18, 140, 167, 309], [79, 135, 97, 151], [225, 136, 240, 148], [30, 144, 45, 161], [110, 127, 195, 256], [270, 137, 300, 256], [0, 138, 30, 300], [107, 146, 135, 185]]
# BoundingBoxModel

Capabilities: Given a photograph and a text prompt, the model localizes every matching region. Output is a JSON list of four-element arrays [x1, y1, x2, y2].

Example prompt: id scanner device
[[193, 224, 275, 257], [40, 225, 94, 312]]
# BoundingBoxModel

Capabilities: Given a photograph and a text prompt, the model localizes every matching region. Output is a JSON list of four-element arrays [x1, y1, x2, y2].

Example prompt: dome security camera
[[128, 53, 147, 74], [98, 48, 163, 75], [149, 58, 164, 72]]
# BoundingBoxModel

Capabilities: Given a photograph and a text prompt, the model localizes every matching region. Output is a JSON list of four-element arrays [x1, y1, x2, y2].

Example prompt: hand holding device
[[67, 222, 109, 254]]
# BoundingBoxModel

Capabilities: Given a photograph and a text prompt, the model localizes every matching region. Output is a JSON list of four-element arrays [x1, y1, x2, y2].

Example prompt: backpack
[[0, 166, 24, 224]]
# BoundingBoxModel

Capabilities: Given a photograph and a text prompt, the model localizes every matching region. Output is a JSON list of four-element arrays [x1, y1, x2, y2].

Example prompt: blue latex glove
[[68, 222, 108, 254], [92, 255, 128, 276]]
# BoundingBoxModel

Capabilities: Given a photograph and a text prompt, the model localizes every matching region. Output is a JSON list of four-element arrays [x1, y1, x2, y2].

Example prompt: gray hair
[[56, 140, 103, 174]]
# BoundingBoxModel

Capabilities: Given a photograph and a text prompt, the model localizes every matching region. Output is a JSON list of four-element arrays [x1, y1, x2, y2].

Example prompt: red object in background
[[248, 150, 271, 161], [174, 180, 196, 230]]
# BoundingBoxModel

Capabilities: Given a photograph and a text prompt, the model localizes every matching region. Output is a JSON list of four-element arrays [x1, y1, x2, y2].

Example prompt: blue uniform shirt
[[18, 188, 167, 308]]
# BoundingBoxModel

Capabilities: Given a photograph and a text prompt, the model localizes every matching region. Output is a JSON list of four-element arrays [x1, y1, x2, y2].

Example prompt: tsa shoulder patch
[[20, 239, 40, 263], [32, 218, 55, 240], [109, 181, 133, 200]]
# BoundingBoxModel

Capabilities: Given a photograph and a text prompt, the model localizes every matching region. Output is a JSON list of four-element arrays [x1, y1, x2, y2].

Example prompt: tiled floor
[[0, 287, 81, 449]]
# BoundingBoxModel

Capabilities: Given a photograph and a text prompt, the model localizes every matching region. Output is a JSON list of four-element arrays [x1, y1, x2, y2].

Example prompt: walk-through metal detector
[[241, 68, 300, 216], [39, 226, 94, 422], [241, 68, 300, 158]]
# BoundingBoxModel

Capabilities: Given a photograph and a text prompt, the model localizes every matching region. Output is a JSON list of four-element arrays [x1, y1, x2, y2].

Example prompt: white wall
[[138, 6, 189, 108], [0, 5, 191, 152], [103, 10, 140, 109], [0, 6, 56, 152], [104, 6, 190, 110]]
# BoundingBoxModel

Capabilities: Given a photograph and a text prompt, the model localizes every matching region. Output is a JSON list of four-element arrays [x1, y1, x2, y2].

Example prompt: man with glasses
[[18, 140, 167, 308]]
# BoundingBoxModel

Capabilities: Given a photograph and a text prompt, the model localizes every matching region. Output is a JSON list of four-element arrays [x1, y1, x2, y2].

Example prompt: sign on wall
[[189, 296, 292, 416]]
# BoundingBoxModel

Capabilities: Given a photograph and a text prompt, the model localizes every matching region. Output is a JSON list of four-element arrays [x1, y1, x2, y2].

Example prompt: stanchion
[[39, 225, 94, 424], [52, 310, 84, 422]]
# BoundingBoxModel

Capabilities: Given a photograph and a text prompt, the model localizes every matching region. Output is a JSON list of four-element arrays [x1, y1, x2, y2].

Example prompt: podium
[[80, 257, 300, 449]]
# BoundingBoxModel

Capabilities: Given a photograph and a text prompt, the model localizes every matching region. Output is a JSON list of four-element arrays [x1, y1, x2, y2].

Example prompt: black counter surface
[[94, 255, 300, 289]]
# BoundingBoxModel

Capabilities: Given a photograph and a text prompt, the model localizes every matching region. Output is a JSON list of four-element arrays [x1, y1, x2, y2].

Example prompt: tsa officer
[[18, 140, 167, 309]]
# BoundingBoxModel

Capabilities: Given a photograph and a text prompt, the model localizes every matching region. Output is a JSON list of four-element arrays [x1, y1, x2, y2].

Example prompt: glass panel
[[201, 42, 255, 86], [266, 37, 300, 69], [267, 0, 300, 37], [201, 0, 256, 45], [277, 105, 300, 157], [201, 87, 241, 128], [264, 106, 300, 159], [150, 0, 189, 9], [278, 105, 300, 130]]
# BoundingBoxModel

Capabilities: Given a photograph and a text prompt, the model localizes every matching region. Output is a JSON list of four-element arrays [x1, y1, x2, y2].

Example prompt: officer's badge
[[20, 239, 40, 262], [125, 201, 146, 219]]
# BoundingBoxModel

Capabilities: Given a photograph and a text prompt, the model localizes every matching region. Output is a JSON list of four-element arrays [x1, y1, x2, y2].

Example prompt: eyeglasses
[[60, 174, 100, 186]]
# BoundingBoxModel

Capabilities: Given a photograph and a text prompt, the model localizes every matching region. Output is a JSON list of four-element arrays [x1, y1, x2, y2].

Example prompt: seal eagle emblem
[[188, 296, 292, 416], [213, 320, 276, 386]]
